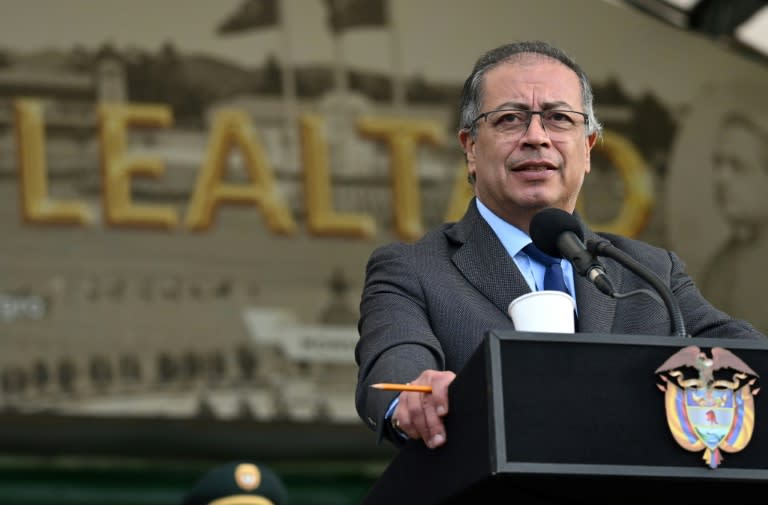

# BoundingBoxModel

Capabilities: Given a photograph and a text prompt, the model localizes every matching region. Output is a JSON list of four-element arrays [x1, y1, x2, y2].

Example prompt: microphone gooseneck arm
[[587, 239, 689, 338]]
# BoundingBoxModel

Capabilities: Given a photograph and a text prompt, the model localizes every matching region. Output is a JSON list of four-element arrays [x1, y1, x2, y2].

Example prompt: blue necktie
[[523, 243, 569, 294]]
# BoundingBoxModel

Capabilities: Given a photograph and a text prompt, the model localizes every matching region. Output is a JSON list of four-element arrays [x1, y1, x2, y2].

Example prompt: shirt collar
[[475, 198, 530, 257]]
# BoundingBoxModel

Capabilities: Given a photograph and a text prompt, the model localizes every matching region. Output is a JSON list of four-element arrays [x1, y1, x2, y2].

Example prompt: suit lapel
[[574, 228, 619, 333], [445, 201, 621, 333], [446, 200, 531, 317]]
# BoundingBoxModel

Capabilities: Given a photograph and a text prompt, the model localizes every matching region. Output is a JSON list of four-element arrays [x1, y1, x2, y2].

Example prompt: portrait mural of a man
[[701, 111, 768, 331], [666, 83, 768, 334]]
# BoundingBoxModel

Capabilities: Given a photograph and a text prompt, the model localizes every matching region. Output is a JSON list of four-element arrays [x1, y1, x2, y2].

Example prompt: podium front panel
[[362, 332, 768, 504], [487, 331, 768, 480]]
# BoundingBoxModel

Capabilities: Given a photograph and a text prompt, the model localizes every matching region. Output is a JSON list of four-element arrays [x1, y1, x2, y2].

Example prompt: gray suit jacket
[[355, 198, 764, 444]]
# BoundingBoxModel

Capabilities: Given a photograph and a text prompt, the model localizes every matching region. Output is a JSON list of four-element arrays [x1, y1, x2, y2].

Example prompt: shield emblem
[[656, 346, 759, 468]]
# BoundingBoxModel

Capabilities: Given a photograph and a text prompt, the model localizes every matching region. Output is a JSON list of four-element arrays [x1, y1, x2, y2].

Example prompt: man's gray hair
[[458, 40, 603, 139]]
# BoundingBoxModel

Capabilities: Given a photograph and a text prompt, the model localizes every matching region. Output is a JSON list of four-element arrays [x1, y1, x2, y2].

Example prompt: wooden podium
[[361, 331, 768, 504]]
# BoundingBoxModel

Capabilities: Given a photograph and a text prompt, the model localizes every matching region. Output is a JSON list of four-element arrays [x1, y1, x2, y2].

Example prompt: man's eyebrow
[[489, 100, 576, 111]]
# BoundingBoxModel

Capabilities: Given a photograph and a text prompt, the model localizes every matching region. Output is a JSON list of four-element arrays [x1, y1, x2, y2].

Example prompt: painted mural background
[[1, 0, 768, 450]]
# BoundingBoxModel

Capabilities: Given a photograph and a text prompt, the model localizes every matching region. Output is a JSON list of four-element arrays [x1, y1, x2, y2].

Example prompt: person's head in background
[[712, 112, 768, 241], [179, 461, 288, 505], [457, 40, 603, 233]]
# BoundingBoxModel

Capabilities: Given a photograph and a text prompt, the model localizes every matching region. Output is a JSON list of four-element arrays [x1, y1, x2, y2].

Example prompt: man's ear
[[584, 132, 598, 173], [459, 129, 478, 184], [587, 132, 598, 150], [458, 129, 476, 164]]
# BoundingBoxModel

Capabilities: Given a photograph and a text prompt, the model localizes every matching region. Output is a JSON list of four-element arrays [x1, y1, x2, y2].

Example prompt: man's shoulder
[[594, 231, 675, 263], [369, 222, 458, 257]]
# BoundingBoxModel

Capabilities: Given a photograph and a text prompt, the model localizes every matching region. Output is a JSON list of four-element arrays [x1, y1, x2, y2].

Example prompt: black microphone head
[[530, 208, 584, 258]]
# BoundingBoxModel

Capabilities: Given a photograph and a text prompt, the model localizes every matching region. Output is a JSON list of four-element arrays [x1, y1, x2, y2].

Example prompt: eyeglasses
[[470, 108, 589, 138]]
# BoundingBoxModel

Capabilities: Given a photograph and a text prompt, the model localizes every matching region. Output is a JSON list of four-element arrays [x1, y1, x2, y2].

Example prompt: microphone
[[529, 208, 615, 297], [530, 207, 688, 338]]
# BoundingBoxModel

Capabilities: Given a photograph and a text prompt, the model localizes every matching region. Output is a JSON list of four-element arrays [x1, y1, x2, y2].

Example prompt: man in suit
[[354, 40, 765, 450]]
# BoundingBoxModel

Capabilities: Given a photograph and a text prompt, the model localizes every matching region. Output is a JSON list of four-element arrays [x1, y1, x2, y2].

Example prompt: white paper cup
[[507, 290, 576, 333]]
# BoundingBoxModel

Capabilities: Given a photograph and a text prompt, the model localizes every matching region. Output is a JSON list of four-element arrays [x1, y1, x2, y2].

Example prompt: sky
[[1, 0, 767, 105]]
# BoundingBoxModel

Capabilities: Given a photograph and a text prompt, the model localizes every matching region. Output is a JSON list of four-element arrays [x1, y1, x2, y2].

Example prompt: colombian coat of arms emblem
[[655, 345, 760, 469]]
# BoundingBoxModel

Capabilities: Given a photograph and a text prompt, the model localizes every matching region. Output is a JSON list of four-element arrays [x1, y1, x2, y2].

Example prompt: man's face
[[459, 55, 596, 232], [713, 121, 768, 226]]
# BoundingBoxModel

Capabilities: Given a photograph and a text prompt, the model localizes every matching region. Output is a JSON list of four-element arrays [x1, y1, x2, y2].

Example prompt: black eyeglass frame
[[469, 108, 590, 131]]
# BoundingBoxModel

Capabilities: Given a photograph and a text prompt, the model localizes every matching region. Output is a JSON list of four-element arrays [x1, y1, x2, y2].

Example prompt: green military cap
[[179, 461, 289, 505]]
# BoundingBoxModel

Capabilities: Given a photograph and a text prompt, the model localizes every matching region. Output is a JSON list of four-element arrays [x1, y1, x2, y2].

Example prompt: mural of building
[[0, 32, 460, 424], [0, 1, 767, 491], [3, 1, 768, 430]]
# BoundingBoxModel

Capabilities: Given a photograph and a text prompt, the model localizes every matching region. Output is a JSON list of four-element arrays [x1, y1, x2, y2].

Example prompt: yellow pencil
[[371, 383, 433, 393]]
